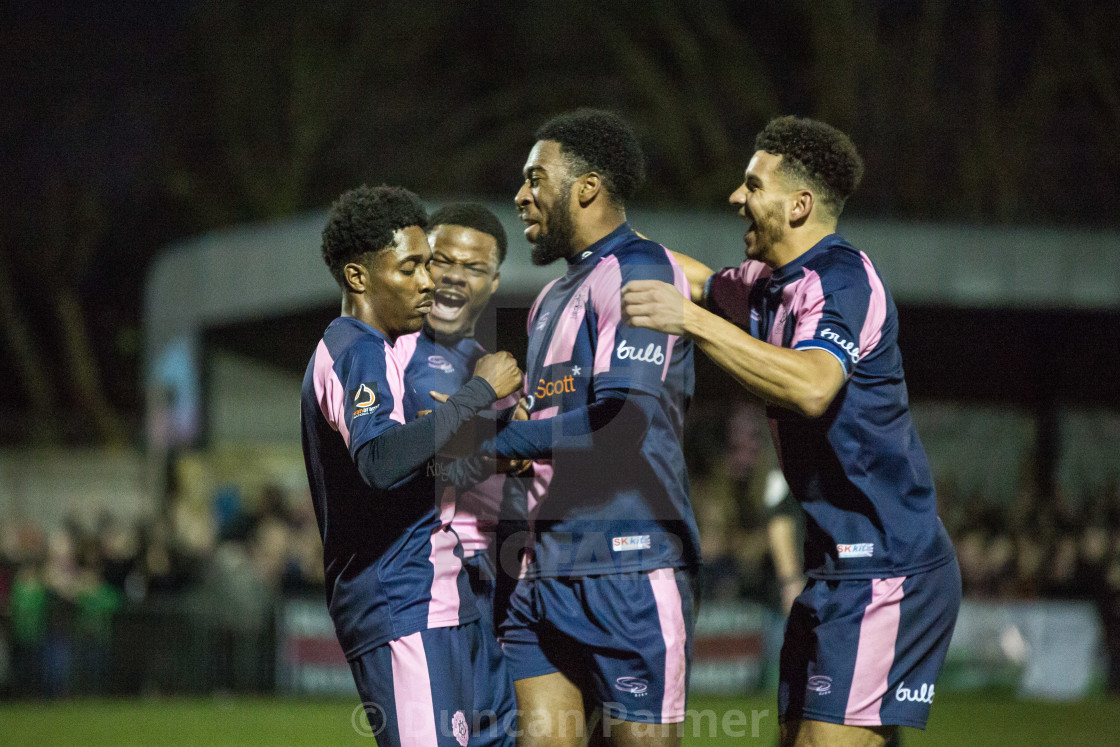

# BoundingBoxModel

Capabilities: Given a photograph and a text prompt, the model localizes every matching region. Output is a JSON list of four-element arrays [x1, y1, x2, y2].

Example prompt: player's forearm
[[767, 515, 802, 580], [670, 251, 714, 303], [356, 377, 496, 490], [683, 304, 839, 418]]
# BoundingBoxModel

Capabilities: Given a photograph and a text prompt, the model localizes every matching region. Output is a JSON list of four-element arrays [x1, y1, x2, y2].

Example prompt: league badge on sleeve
[[349, 382, 381, 418]]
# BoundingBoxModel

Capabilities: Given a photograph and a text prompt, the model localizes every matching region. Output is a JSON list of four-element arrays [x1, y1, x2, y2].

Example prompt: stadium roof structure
[[144, 199, 1120, 448]]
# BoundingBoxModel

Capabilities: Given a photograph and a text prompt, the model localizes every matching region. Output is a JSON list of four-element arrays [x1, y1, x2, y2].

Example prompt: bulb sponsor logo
[[616, 339, 665, 365], [820, 327, 860, 362], [896, 681, 935, 704]]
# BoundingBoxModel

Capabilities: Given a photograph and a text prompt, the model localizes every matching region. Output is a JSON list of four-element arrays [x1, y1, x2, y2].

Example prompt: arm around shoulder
[[682, 304, 847, 418], [670, 251, 715, 304]]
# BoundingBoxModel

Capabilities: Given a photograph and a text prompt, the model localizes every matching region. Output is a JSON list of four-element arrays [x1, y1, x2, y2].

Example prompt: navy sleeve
[[477, 390, 658, 460], [331, 338, 403, 459], [789, 259, 882, 377], [355, 376, 496, 490]]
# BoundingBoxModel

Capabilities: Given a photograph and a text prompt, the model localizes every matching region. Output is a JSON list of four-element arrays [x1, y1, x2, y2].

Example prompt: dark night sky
[[1, 1, 1118, 444]]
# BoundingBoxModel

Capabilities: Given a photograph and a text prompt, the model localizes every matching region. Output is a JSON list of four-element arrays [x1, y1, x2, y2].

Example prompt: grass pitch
[[1, 692, 1117, 746]]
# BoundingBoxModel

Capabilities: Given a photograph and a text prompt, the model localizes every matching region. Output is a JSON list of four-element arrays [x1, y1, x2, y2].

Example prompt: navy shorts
[[349, 622, 516, 747], [464, 550, 517, 639], [778, 557, 961, 730], [499, 568, 696, 724]]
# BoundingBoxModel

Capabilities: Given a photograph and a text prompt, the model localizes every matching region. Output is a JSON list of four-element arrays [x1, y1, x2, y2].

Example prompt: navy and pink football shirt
[[301, 317, 478, 659], [396, 327, 513, 560], [706, 233, 955, 580], [485, 223, 701, 578]]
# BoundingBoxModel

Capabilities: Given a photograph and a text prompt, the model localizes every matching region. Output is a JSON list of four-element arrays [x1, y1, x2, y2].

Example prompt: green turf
[[0, 693, 1117, 746]]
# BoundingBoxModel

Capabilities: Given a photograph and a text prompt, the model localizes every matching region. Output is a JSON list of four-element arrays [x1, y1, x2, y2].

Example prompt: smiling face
[[515, 139, 577, 265], [424, 223, 500, 338], [361, 225, 434, 338], [728, 151, 793, 266]]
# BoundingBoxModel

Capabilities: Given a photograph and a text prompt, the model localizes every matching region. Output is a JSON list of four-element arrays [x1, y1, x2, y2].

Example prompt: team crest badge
[[349, 382, 380, 418]]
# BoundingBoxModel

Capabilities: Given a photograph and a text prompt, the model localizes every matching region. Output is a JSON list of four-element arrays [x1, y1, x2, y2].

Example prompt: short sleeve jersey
[[396, 327, 510, 558], [300, 317, 477, 659], [522, 223, 700, 577], [707, 234, 955, 580]]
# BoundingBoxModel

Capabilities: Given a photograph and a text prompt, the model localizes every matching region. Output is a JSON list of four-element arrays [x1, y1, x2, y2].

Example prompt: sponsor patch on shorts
[[837, 543, 874, 558], [612, 535, 652, 552]]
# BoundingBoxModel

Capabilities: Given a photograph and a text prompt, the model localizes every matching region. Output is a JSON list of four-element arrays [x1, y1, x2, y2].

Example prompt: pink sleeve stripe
[[543, 278, 590, 367], [426, 487, 463, 628], [649, 568, 688, 722], [388, 632, 440, 745], [590, 255, 623, 375], [385, 341, 407, 426], [858, 252, 888, 358], [527, 278, 561, 334], [844, 576, 905, 726], [660, 247, 691, 381], [789, 268, 827, 350], [393, 331, 420, 372], [312, 340, 351, 448]]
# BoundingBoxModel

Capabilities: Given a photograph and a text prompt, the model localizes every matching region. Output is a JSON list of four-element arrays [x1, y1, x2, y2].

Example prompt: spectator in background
[[41, 530, 79, 698], [73, 543, 121, 695], [96, 513, 139, 596], [8, 553, 47, 697], [280, 498, 325, 594]]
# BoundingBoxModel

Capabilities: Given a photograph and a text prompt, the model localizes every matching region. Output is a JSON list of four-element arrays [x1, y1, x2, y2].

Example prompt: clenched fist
[[473, 351, 523, 400]]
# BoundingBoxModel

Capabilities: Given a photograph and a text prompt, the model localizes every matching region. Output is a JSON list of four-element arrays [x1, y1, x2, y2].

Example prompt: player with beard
[[301, 186, 522, 747], [462, 109, 700, 747], [620, 117, 960, 747], [395, 202, 524, 741]]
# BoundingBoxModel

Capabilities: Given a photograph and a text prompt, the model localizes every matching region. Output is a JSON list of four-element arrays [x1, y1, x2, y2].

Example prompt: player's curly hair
[[754, 116, 864, 218], [535, 108, 646, 208], [428, 202, 508, 265], [321, 185, 428, 287]]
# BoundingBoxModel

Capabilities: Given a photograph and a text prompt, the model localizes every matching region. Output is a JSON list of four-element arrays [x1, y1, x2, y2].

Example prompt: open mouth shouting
[[429, 288, 469, 323]]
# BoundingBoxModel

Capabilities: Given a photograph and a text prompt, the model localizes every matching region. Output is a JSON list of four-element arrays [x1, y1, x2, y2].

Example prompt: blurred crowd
[[2, 407, 1119, 697], [0, 484, 323, 698]]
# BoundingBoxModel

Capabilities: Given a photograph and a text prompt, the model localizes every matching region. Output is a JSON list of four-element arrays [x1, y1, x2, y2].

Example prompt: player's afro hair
[[428, 202, 508, 265], [321, 185, 428, 287], [754, 116, 865, 217], [535, 108, 646, 207]]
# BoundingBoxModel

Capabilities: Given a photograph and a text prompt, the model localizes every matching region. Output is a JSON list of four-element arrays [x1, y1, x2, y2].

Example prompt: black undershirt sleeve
[[480, 389, 655, 460], [355, 376, 496, 491]]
